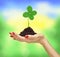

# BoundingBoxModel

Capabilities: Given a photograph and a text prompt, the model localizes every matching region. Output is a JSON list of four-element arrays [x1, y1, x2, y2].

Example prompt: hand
[[9, 32, 60, 57], [9, 32, 45, 43]]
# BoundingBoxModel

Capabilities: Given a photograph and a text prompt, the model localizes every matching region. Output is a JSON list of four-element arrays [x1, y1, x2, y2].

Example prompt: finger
[[9, 32, 17, 38], [9, 32, 19, 39], [10, 36, 13, 37], [25, 34, 43, 42], [9, 32, 32, 43], [9, 32, 14, 36], [10, 32, 31, 42], [25, 34, 37, 40], [25, 35, 29, 39], [18, 35, 31, 42], [9, 32, 15, 39]]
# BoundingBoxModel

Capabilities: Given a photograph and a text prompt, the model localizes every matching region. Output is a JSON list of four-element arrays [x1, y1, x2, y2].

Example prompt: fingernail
[[25, 35, 29, 39], [12, 32, 15, 35], [10, 36, 13, 37]]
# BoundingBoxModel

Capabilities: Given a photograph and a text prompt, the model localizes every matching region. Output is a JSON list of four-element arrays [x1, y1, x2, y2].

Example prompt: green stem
[[28, 19, 29, 27]]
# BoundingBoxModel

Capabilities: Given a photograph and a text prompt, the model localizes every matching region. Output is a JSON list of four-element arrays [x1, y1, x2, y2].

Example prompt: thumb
[[25, 35, 36, 40]]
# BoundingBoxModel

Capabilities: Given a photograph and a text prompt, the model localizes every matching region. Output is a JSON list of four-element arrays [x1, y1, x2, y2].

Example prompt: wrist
[[38, 38, 48, 45]]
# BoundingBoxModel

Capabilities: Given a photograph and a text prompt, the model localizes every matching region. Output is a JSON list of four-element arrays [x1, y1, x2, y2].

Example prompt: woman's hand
[[9, 32, 45, 44], [9, 32, 60, 57]]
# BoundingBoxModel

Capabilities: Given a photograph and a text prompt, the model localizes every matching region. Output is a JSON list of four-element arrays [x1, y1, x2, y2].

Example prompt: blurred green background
[[0, 0, 60, 57]]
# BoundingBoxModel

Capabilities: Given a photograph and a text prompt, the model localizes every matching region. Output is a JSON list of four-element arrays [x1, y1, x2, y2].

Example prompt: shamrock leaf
[[27, 6, 32, 12], [32, 11, 37, 15], [29, 15, 34, 20], [23, 6, 37, 20], [23, 12, 28, 17], [23, 5, 37, 27]]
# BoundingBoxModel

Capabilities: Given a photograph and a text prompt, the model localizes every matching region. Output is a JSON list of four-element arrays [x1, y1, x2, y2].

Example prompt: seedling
[[19, 6, 37, 36], [23, 6, 37, 27]]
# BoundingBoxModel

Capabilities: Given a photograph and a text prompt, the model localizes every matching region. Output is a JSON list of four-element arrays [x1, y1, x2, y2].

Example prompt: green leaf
[[27, 6, 32, 12], [29, 15, 34, 20], [32, 11, 37, 15], [23, 12, 28, 17]]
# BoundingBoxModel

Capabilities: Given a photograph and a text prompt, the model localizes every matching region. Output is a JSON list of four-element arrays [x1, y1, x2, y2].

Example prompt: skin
[[9, 32, 60, 57]]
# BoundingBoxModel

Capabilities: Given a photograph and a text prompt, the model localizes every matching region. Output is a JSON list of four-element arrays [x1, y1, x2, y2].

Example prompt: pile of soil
[[19, 27, 36, 36]]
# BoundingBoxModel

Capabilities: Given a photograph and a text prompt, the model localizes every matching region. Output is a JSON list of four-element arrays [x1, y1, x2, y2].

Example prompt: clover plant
[[23, 6, 37, 27]]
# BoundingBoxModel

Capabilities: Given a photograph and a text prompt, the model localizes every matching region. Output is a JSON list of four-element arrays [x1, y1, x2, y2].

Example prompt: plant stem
[[28, 19, 29, 27]]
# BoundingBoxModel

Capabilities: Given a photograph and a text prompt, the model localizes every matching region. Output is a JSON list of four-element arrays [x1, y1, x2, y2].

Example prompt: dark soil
[[19, 27, 36, 36]]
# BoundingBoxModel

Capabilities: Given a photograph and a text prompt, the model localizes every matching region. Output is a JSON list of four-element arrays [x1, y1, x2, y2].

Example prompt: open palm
[[9, 32, 44, 43]]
